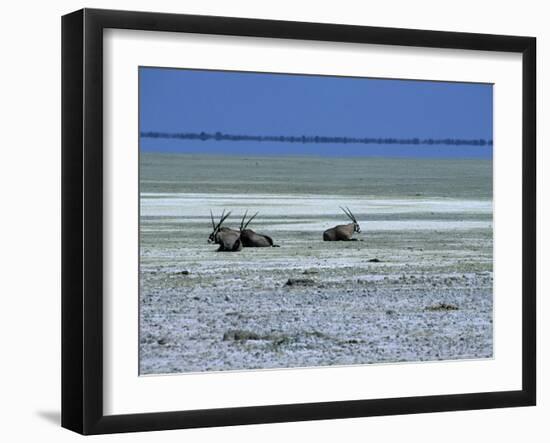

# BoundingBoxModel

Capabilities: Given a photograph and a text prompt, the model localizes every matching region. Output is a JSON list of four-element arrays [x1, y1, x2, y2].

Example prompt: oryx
[[323, 207, 361, 241], [208, 209, 243, 251], [239, 210, 279, 247]]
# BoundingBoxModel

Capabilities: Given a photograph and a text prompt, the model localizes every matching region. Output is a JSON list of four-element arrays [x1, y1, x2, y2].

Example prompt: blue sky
[[139, 67, 493, 159]]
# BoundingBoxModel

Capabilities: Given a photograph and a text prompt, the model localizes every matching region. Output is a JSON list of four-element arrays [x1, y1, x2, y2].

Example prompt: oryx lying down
[[208, 210, 242, 252], [239, 210, 279, 247], [323, 207, 361, 241]]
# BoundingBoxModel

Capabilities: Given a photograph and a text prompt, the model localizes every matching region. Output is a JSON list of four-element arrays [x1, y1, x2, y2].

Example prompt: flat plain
[[139, 153, 493, 374]]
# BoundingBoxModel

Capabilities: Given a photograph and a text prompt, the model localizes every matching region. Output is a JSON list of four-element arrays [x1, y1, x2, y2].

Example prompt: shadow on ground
[[36, 410, 60, 426]]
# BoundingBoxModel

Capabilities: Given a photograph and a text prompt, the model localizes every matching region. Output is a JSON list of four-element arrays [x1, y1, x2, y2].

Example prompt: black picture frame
[[62, 8, 536, 435]]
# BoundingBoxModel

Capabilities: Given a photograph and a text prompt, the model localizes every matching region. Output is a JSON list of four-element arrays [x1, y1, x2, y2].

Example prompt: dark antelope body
[[208, 210, 243, 252], [239, 211, 279, 247], [323, 207, 361, 241]]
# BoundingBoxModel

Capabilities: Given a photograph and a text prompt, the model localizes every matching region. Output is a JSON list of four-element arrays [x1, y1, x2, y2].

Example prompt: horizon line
[[140, 131, 493, 147]]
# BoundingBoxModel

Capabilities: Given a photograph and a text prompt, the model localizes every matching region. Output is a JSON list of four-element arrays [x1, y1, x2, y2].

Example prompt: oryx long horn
[[210, 210, 216, 230], [240, 210, 249, 231], [220, 210, 232, 225], [244, 211, 259, 229], [213, 209, 231, 230], [346, 206, 357, 223], [340, 206, 353, 221]]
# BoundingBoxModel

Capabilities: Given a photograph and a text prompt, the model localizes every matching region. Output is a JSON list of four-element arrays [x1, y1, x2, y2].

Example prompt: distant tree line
[[140, 131, 493, 147]]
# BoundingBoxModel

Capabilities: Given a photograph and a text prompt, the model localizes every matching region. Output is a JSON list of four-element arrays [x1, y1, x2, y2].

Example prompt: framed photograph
[[61, 8, 536, 435]]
